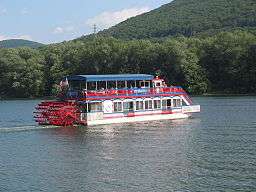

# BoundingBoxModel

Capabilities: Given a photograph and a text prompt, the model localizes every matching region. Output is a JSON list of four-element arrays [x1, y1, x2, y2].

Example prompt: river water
[[0, 97, 255, 192]]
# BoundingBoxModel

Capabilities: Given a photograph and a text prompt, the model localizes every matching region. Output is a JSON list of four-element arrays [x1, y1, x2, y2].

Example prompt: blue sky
[[0, 0, 171, 44]]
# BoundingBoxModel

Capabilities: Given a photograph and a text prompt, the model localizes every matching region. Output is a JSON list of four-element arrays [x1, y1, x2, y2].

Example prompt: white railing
[[182, 105, 200, 113]]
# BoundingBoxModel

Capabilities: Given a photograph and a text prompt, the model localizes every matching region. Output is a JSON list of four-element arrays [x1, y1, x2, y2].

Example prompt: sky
[[0, 0, 171, 44]]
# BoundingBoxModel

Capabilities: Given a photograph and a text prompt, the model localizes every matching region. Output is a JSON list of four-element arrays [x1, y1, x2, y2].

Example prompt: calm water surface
[[0, 97, 255, 192]]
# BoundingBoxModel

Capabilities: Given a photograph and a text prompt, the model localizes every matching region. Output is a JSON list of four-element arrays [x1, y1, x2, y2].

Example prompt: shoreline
[[201, 93, 256, 97]]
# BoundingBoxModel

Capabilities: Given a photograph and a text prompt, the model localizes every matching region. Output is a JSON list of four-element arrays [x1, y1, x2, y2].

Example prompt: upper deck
[[59, 74, 192, 103]]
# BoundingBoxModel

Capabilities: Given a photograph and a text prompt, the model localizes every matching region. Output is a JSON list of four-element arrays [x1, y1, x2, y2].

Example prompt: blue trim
[[66, 74, 154, 82]]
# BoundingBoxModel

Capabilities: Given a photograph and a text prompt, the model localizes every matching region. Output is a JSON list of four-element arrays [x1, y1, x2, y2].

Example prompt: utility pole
[[93, 24, 97, 36]]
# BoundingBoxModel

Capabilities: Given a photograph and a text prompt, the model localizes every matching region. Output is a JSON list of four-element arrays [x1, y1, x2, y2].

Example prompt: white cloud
[[53, 26, 75, 34], [18, 35, 32, 40], [0, 34, 32, 41], [86, 7, 150, 30], [53, 27, 64, 34]]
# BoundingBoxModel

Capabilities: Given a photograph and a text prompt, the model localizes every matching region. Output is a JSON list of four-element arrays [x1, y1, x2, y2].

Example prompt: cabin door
[[123, 101, 135, 117]]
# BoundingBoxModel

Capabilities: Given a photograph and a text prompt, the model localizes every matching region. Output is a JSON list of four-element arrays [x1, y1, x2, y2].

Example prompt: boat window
[[97, 81, 107, 90], [145, 100, 153, 110], [127, 81, 136, 89], [154, 100, 161, 109], [88, 103, 103, 112], [114, 102, 123, 112], [167, 99, 172, 108], [139, 81, 150, 88], [114, 102, 122, 112], [87, 82, 97, 90], [123, 102, 134, 112], [136, 101, 144, 111], [153, 80, 163, 88], [107, 81, 116, 89], [162, 100, 167, 110], [145, 81, 150, 88], [139, 81, 144, 88], [117, 81, 126, 89], [173, 99, 181, 108]]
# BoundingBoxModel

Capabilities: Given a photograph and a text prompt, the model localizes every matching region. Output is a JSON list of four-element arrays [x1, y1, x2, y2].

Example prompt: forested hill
[[0, 39, 44, 49], [99, 0, 256, 39]]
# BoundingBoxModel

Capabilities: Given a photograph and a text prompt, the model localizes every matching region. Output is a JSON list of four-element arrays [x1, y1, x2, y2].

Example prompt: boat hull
[[87, 112, 190, 126]]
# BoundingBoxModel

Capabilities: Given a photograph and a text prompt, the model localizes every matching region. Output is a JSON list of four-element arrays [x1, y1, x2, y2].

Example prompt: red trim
[[78, 93, 185, 101], [66, 87, 189, 101], [104, 110, 181, 119], [84, 87, 185, 97]]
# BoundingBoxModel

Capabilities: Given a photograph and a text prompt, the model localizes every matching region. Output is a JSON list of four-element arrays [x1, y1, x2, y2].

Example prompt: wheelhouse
[[59, 74, 194, 121]]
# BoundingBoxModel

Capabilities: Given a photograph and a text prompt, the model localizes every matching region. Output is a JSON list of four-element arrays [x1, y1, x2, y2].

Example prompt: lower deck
[[77, 96, 200, 125]]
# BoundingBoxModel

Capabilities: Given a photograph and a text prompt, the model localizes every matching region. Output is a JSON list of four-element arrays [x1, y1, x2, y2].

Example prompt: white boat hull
[[87, 112, 190, 126]]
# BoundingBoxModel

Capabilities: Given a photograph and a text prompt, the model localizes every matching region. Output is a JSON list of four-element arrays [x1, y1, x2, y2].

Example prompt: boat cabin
[[58, 74, 195, 124]]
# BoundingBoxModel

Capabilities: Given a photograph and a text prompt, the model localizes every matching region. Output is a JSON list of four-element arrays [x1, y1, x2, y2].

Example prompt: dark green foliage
[[1, 34, 256, 97], [98, 0, 256, 39], [0, 39, 44, 49], [200, 31, 256, 93], [0, 48, 45, 98]]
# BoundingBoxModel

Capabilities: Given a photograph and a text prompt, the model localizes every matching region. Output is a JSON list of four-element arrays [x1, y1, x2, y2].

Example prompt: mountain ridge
[[97, 0, 256, 39], [0, 39, 44, 49]]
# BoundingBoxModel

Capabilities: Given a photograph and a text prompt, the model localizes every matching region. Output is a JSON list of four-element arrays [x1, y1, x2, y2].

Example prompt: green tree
[[0, 48, 44, 98]]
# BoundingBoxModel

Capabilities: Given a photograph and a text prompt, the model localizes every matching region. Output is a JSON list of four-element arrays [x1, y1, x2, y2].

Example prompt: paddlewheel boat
[[34, 74, 200, 126]]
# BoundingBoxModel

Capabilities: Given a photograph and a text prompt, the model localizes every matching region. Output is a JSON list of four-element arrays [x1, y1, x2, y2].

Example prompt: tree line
[[0, 30, 255, 98]]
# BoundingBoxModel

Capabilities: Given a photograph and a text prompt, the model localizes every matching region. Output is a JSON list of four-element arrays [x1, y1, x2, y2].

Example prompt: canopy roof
[[66, 74, 154, 82]]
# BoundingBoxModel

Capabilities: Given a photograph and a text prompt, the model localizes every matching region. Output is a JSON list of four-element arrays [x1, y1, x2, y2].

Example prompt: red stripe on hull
[[104, 110, 181, 119]]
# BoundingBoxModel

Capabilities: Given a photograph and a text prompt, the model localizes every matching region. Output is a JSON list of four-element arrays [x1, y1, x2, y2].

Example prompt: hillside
[[99, 0, 256, 39], [0, 39, 44, 49]]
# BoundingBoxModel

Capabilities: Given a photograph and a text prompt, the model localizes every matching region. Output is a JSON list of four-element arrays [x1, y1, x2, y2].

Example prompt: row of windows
[[113, 99, 182, 112], [70, 80, 152, 91], [83, 98, 182, 113]]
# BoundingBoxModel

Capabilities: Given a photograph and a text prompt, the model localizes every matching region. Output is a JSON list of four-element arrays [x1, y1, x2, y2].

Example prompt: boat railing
[[65, 86, 186, 99]]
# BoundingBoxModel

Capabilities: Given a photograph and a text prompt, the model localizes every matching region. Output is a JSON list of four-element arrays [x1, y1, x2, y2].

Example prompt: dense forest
[[97, 0, 256, 39], [0, 39, 44, 49], [0, 30, 255, 98]]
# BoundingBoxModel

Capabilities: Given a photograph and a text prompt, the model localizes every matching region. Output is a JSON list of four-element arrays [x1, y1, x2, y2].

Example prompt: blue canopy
[[66, 74, 154, 82]]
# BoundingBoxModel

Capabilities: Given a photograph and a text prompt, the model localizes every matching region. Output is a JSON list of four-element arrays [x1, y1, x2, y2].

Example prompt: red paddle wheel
[[34, 101, 82, 126]]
